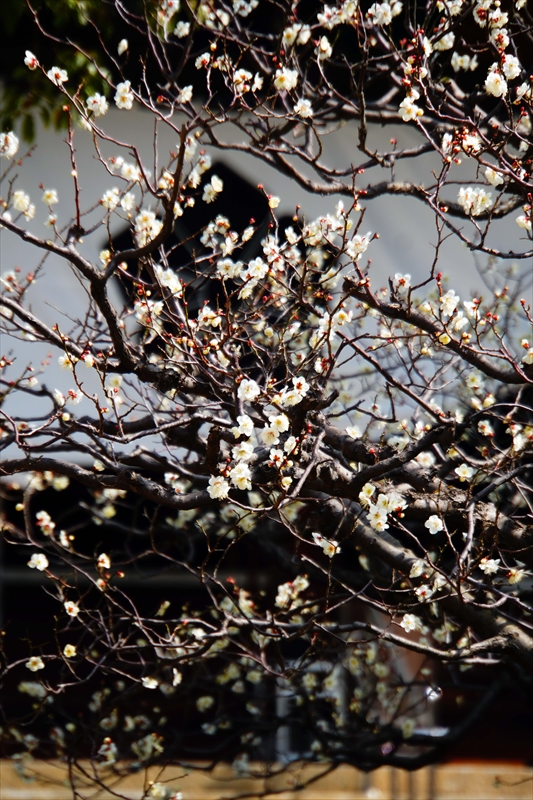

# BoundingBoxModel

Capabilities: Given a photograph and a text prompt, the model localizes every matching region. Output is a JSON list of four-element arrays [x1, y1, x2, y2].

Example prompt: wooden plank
[[1, 760, 531, 799]]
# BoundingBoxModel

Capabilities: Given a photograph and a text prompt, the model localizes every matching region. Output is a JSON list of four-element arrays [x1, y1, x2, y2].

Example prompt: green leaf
[[21, 114, 35, 143]]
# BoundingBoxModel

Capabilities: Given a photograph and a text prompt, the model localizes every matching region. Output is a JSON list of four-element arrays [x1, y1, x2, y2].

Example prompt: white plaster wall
[[1, 106, 529, 452]]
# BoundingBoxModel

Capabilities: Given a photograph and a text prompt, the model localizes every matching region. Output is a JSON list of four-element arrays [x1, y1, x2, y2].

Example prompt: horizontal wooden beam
[[1, 760, 531, 800]]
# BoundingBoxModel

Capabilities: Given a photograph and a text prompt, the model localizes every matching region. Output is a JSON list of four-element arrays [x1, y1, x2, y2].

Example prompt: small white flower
[[115, 81, 134, 110], [0, 131, 20, 159], [316, 36, 332, 60], [97, 553, 111, 570], [366, 504, 389, 532], [394, 273, 411, 295], [63, 644, 77, 658], [485, 167, 504, 187], [197, 695, 215, 712], [440, 289, 460, 317], [508, 568, 526, 585], [501, 54, 520, 81], [454, 463, 474, 482], [86, 93, 109, 117], [485, 68, 507, 98], [409, 560, 424, 578], [13, 190, 31, 213], [232, 414, 254, 438], [177, 85, 193, 104], [358, 483, 375, 506], [229, 462, 252, 491], [26, 656, 45, 672], [415, 584, 434, 601], [101, 188, 120, 211], [516, 214, 532, 232], [268, 413, 290, 433], [142, 677, 159, 689], [457, 187, 493, 217], [117, 39, 129, 55], [232, 440, 254, 461], [478, 420, 494, 437], [47, 66, 68, 85], [399, 94, 422, 122], [368, 2, 392, 25], [121, 191, 136, 212], [237, 378, 261, 402], [400, 614, 420, 632], [479, 557, 500, 575], [312, 531, 340, 557], [202, 175, 223, 203], [175, 20, 190, 37], [42, 188, 59, 205], [64, 600, 80, 617], [259, 426, 280, 446], [425, 515, 444, 535], [293, 98, 313, 118], [207, 475, 230, 500], [433, 31, 454, 51], [274, 67, 298, 92], [28, 553, 49, 571], [346, 426, 361, 439], [24, 51, 39, 69], [195, 52, 211, 69]]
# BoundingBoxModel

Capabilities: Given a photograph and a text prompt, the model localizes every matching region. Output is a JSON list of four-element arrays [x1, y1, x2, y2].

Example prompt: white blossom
[[13, 191, 31, 213], [197, 695, 215, 712], [425, 515, 444, 535], [207, 475, 230, 499], [368, 2, 392, 25], [485, 167, 504, 187], [175, 20, 190, 37], [229, 462, 252, 491], [232, 414, 254, 438], [86, 93, 109, 117], [440, 290, 460, 317], [293, 98, 313, 118], [501, 55, 520, 81], [0, 131, 19, 159], [455, 463, 474, 482], [115, 81, 134, 110], [202, 175, 224, 203], [516, 214, 532, 232], [433, 31, 455, 51], [28, 553, 48, 571], [47, 66, 68, 85], [177, 85, 193, 104], [312, 532, 341, 557], [479, 557, 500, 575], [26, 656, 45, 672], [237, 378, 261, 402], [274, 67, 298, 92], [316, 36, 333, 60], [64, 600, 80, 617], [24, 51, 39, 69], [399, 92, 422, 122], [400, 614, 420, 632], [367, 504, 389, 532], [485, 68, 507, 98], [409, 560, 425, 578], [101, 188, 120, 211], [457, 187, 493, 217]]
